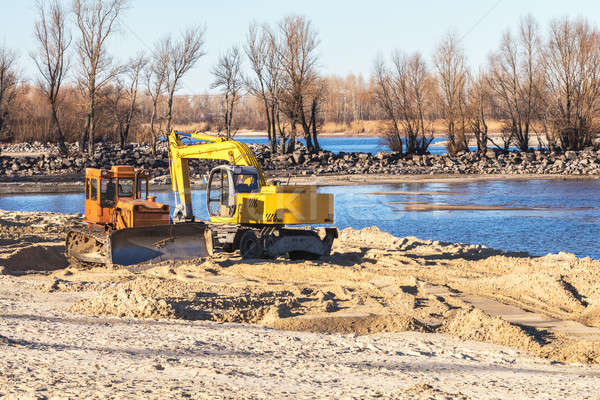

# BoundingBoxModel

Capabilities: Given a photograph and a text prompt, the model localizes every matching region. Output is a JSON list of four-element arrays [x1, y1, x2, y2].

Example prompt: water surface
[[237, 136, 450, 154], [2, 179, 598, 258]]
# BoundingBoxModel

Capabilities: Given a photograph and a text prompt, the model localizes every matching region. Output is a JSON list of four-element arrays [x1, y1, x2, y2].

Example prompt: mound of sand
[[0, 244, 68, 273], [70, 277, 303, 323], [442, 307, 600, 364], [70, 285, 175, 319], [269, 314, 429, 335], [441, 307, 544, 355]]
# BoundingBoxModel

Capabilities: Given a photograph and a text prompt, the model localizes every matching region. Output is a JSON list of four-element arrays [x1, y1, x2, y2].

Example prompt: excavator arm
[[168, 130, 266, 221]]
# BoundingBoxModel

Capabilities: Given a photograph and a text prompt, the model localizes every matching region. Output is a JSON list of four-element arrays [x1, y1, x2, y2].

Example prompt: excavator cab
[[207, 166, 260, 218]]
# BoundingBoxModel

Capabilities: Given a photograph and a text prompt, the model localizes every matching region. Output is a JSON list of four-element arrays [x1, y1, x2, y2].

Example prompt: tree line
[[0, 3, 598, 156], [375, 15, 600, 154]]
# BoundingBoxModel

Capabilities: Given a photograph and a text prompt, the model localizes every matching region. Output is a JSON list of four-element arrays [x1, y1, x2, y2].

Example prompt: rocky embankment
[[2, 141, 600, 180]]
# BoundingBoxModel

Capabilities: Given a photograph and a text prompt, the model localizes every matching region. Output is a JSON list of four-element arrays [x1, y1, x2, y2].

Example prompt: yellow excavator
[[168, 130, 338, 259]]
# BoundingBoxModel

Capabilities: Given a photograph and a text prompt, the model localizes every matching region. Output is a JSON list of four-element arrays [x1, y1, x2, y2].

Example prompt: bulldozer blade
[[108, 223, 213, 266]]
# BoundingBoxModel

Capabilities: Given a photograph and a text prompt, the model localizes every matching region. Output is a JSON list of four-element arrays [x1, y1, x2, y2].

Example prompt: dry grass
[[172, 122, 211, 132], [320, 119, 509, 136], [321, 120, 388, 134], [167, 119, 539, 138]]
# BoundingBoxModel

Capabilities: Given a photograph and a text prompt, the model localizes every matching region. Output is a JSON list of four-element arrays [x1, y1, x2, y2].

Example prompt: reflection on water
[[1, 179, 599, 258]]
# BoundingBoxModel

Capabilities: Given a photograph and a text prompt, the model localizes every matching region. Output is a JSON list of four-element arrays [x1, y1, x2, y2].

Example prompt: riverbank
[[3, 141, 600, 182], [1, 209, 599, 398]]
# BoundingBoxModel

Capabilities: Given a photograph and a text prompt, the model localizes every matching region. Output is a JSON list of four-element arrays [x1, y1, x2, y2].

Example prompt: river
[[1, 179, 598, 258]]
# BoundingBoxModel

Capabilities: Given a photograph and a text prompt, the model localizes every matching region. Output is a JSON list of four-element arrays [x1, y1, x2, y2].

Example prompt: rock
[[324, 301, 338, 312], [485, 150, 496, 159], [292, 152, 305, 165]]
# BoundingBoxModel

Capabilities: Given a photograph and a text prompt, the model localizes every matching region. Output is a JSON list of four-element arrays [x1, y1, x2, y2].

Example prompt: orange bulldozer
[[65, 165, 212, 267]]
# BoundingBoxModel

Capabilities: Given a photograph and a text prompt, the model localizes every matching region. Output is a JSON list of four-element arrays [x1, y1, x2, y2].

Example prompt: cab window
[[137, 178, 148, 200], [208, 169, 234, 217], [234, 173, 259, 193], [100, 179, 116, 208], [90, 179, 98, 201], [118, 178, 134, 197]]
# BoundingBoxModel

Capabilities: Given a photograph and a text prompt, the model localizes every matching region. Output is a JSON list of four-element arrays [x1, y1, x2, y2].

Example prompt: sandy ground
[[1, 210, 600, 398]]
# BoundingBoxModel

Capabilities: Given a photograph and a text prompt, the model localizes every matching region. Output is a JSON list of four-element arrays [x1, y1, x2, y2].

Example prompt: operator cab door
[[207, 166, 236, 219], [85, 177, 100, 222]]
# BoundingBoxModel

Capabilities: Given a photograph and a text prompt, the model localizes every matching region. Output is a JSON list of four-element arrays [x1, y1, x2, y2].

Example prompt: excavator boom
[[169, 131, 266, 221]]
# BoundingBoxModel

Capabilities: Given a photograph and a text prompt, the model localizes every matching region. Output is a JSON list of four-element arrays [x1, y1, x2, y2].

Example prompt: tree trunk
[[86, 93, 95, 156], [310, 99, 320, 151], [299, 101, 313, 152], [271, 104, 277, 153], [264, 99, 272, 152], [277, 110, 286, 155], [50, 103, 68, 155], [149, 103, 158, 156], [287, 121, 297, 153], [166, 88, 175, 132], [122, 89, 138, 150], [227, 96, 235, 139]]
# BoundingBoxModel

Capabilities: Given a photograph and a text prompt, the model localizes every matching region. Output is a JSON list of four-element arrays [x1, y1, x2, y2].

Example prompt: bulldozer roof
[[85, 166, 148, 179]]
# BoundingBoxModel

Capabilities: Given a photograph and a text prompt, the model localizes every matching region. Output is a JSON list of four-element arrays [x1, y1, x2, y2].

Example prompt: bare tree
[[542, 16, 600, 150], [0, 46, 18, 139], [373, 55, 403, 153], [467, 70, 491, 153], [393, 51, 435, 154], [276, 15, 321, 153], [73, 0, 128, 155], [488, 15, 543, 152], [145, 43, 169, 155], [373, 51, 434, 155], [433, 31, 469, 155], [211, 45, 243, 139], [107, 53, 146, 148], [245, 23, 277, 152], [32, 0, 71, 154], [161, 25, 206, 132], [263, 28, 286, 154]]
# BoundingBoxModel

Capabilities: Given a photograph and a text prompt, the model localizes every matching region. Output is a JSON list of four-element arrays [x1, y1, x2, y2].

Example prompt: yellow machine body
[[168, 131, 335, 226]]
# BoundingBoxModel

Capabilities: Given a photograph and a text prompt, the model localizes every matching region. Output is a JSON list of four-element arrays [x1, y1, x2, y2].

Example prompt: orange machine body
[[84, 165, 170, 230]]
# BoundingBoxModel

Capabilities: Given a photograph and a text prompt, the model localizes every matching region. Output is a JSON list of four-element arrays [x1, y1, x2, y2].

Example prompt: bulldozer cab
[[84, 166, 149, 227], [207, 165, 260, 219]]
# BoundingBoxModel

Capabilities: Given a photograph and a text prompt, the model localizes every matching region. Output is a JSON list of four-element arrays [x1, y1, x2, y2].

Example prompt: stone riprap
[[2, 141, 600, 180]]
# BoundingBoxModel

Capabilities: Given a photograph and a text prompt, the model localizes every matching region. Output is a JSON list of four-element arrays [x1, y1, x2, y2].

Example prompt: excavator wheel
[[239, 230, 264, 259]]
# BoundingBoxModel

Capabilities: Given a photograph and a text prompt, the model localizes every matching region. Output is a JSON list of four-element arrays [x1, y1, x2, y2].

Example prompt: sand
[[1, 210, 600, 398]]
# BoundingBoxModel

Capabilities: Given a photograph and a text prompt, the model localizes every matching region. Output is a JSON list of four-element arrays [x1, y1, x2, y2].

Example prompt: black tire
[[239, 230, 263, 259]]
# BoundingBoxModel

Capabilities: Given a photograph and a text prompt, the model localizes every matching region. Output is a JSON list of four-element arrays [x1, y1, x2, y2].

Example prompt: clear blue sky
[[0, 0, 598, 94]]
